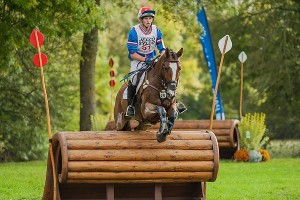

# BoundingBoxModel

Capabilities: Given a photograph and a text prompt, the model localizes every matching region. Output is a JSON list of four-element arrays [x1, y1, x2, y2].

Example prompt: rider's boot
[[125, 81, 136, 117], [176, 100, 187, 114]]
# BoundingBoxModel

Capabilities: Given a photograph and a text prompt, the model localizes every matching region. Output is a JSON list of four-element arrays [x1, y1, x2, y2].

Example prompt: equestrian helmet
[[137, 7, 155, 20]]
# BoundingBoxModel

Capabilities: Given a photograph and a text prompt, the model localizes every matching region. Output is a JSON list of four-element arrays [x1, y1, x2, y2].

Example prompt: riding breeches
[[130, 60, 145, 85]]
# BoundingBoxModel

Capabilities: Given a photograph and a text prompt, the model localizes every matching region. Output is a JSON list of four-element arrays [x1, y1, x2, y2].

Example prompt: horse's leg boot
[[125, 83, 136, 117]]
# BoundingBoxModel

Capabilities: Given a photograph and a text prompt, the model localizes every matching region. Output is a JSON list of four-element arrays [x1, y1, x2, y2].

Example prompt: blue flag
[[197, 7, 225, 120]]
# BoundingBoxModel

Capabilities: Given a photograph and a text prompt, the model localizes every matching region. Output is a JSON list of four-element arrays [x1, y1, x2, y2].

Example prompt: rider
[[126, 6, 165, 116]]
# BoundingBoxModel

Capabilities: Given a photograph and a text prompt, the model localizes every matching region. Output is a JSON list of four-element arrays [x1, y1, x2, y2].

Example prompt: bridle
[[152, 53, 181, 100]]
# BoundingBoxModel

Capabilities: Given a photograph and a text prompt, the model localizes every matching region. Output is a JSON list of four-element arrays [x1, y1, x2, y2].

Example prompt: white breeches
[[130, 60, 145, 85]]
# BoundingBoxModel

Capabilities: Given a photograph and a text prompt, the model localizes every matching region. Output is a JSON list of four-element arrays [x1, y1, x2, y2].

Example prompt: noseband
[[154, 54, 180, 100]]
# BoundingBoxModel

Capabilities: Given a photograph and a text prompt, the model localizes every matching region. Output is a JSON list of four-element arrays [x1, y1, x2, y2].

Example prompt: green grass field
[[0, 158, 300, 200]]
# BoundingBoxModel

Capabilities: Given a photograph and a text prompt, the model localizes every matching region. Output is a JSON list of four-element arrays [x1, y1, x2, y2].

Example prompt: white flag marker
[[218, 35, 232, 54], [238, 51, 247, 63]]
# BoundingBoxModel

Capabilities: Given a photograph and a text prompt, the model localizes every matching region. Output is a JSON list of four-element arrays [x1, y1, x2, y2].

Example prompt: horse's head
[[156, 48, 183, 100]]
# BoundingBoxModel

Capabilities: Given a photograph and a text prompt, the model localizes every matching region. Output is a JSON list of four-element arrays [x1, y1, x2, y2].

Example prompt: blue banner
[[197, 7, 225, 120]]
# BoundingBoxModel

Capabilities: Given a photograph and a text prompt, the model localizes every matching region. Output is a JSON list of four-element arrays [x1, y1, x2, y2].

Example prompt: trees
[[79, 0, 100, 131], [0, 0, 106, 160], [206, 0, 300, 138]]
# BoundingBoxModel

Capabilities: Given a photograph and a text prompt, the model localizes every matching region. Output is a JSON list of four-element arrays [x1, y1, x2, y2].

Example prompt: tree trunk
[[79, 27, 98, 131]]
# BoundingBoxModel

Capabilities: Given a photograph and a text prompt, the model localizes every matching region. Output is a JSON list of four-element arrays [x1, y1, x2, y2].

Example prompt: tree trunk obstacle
[[43, 130, 219, 200], [105, 119, 240, 159]]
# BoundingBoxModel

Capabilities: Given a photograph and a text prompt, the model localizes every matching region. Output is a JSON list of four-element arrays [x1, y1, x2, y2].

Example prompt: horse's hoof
[[156, 132, 167, 143]]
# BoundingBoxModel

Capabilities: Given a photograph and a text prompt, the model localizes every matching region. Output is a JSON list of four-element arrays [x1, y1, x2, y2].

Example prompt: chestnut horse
[[114, 48, 183, 142]]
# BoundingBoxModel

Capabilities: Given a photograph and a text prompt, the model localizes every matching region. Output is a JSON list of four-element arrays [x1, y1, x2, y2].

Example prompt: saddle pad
[[122, 72, 145, 99]]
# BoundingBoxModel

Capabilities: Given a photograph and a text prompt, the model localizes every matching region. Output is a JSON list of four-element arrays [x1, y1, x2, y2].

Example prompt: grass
[[207, 158, 300, 200], [0, 160, 46, 200], [1, 158, 300, 199]]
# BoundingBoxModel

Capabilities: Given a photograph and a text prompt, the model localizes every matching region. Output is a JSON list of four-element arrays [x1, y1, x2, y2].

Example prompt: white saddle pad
[[122, 72, 146, 99]]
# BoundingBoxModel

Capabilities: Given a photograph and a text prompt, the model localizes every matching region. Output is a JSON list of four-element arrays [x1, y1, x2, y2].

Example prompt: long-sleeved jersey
[[127, 24, 165, 61]]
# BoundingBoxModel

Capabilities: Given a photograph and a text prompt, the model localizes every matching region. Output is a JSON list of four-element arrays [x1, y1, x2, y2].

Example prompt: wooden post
[[239, 61, 244, 119], [34, 29, 57, 200], [106, 184, 114, 200], [238, 51, 247, 120], [209, 35, 229, 130], [155, 184, 162, 200]]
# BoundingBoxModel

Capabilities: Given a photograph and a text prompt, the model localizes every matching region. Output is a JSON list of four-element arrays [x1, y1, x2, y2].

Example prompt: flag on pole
[[197, 7, 225, 120]]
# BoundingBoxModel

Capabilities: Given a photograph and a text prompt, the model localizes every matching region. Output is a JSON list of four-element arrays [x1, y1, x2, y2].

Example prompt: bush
[[238, 113, 269, 151], [259, 149, 271, 161], [234, 149, 249, 161]]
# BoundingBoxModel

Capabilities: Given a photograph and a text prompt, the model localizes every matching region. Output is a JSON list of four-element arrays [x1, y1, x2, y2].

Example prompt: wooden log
[[105, 119, 238, 130], [67, 171, 214, 181], [68, 149, 214, 161], [68, 161, 214, 172], [65, 179, 211, 184], [63, 130, 211, 140], [67, 139, 213, 150]]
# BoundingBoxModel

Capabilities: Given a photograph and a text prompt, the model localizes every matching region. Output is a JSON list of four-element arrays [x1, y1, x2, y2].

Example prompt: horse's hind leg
[[122, 120, 131, 131], [115, 112, 131, 131]]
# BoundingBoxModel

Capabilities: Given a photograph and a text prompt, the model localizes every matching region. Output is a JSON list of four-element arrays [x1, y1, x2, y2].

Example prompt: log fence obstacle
[[43, 130, 219, 200], [105, 119, 240, 159]]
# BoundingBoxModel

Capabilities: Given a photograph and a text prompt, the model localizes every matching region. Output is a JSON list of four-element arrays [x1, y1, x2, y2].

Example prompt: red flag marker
[[33, 53, 48, 67], [109, 79, 116, 87], [109, 58, 114, 68], [30, 29, 45, 48], [110, 70, 115, 77]]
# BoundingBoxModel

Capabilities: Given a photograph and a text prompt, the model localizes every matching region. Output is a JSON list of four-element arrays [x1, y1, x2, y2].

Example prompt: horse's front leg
[[141, 102, 169, 142], [156, 106, 170, 143], [166, 102, 179, 134]]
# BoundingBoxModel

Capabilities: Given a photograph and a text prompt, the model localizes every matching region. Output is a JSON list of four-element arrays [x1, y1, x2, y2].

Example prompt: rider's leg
[[125, 80, 136, 116], [125, 61, 138, 117]]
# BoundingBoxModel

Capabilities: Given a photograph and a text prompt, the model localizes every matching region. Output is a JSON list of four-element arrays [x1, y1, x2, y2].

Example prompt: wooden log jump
[[105, 119, 240, 159], [43, 130, 219, 200]]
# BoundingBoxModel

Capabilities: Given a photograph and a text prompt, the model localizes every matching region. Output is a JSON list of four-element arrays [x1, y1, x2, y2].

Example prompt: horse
[[114, 48, 183, 142]]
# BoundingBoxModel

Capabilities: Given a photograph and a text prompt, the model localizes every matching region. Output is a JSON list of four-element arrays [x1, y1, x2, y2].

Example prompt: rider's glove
[[144, 58, 154, 66]]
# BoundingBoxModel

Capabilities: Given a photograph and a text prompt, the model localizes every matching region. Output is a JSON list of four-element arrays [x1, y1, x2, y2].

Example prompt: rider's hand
[[144, 58, 154, 66]]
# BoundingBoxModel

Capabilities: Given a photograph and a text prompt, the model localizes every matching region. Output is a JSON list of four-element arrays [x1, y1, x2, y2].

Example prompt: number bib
[[134, 25, 157, 55]]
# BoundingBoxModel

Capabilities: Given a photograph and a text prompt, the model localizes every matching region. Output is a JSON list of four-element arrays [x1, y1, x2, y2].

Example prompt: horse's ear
[[165, 48, 169, 58], [176, 48, 183, 58], [160, 51, 166, 59]]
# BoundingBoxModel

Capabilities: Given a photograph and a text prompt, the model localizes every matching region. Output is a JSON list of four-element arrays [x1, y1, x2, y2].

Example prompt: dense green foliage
[[0, 0, 299, 161], [205, 0, 300, 139], [1, 158, 300, 199], [0, 0, 108, 161]]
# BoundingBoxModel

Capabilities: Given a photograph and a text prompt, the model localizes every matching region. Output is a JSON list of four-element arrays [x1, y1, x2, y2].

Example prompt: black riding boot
[[125, 81, 136, 117]]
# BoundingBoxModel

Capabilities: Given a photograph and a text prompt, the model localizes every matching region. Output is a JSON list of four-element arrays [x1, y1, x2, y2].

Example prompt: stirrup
[[176, 101, 187, 114], [125, 105, 135, 117]]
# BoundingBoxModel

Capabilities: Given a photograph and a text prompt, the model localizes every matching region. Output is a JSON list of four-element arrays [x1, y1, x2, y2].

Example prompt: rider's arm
[[156, 28, 166, 54], [130, 53, 147, 62], [127, 27, 140, 61]]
